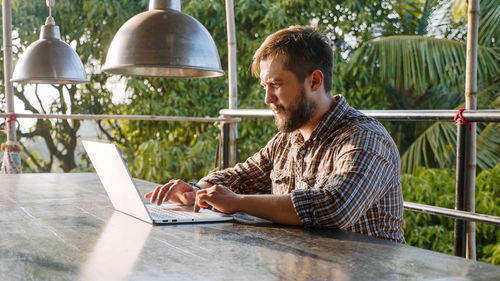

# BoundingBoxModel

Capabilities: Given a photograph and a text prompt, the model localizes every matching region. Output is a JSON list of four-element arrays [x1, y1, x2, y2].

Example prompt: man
[[146, 25, 405, 243]]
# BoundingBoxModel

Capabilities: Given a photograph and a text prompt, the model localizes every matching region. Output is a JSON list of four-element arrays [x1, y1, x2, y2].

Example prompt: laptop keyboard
[[146, 205, 204, 219]]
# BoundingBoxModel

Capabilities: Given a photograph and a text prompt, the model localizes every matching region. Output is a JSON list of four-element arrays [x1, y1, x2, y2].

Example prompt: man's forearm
[[237, 194, 303, 226]]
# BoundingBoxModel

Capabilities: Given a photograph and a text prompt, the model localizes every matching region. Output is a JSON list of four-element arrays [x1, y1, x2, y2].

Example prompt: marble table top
[[0, 173, 498, 280]]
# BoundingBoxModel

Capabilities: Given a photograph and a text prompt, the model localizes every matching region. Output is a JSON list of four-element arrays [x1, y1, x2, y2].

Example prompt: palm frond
[[477, 123, 500, 171], [401, 81, 500, 173], [345, 36, 500, 94], [478, 0, 500, 47], [401, 122, 456, 173]]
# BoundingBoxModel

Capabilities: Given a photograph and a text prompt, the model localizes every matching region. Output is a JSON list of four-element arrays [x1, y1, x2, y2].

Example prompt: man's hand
[[144, 179, 197, 205], [195, 185, 241, 214]]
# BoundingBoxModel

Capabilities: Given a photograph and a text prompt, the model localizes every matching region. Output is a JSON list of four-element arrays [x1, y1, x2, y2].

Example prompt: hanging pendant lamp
[[11, 0, 88, 84], [102, 0, 224, 78]]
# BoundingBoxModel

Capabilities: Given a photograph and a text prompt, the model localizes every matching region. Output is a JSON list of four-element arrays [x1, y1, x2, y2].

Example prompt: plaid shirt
[[201, 95, 405, 243]]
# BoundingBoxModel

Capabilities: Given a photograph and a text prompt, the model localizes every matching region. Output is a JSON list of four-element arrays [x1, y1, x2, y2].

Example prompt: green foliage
[[237, 118, 276, 161], [478, 0, 500, 47], [346, 36, 500, 94], [132, 129, 218, 184], [112, 76, 227, 179], [403, 164, 500, 264], [401, 83, 500, 173], [344, 0, 500, 173], [402, 168, 455, 254]]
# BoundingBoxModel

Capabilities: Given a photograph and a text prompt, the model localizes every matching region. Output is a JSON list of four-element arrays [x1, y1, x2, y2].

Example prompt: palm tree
[[344, 0, 500, 173]]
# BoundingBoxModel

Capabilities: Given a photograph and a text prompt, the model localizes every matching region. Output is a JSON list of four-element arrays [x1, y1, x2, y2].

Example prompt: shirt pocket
[[270, 169, 294, 194], [300, 171, 329, 190]]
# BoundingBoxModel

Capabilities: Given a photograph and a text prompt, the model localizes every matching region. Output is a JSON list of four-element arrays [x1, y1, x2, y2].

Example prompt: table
[[0, 173, 499, 280]]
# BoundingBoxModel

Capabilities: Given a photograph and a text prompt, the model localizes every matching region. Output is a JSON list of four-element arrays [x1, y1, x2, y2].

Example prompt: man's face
[[260, 57, 316, 132]]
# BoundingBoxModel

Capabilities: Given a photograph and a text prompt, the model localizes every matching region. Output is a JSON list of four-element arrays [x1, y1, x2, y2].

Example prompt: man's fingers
[[151, 179, 175, 203], [163, 180, 194, 204], [195, 190, 210, 212], [153, 182, 174, 205], [157, 182, 176, 205], [182, 191, 196, 204], [149, 185, 163, 203], [212, 207, 222, 213], [148, 180, 200, 205], [163, 180, 183, 203]]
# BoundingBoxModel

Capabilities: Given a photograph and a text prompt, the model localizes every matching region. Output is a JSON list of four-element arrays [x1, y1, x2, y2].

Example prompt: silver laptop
[[82, 140, 233, 224]]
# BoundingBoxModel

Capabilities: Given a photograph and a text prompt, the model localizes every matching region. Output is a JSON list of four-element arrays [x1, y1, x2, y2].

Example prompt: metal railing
[[219, 109, 500, 122], [218, 108, 500, 230], [404, 202, 499, 226], [0, 113, 240, 123], [2, 110, 500, 243]]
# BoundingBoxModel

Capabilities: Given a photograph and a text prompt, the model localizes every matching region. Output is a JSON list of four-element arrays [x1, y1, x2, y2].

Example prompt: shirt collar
[[292, 95, 350, 145]]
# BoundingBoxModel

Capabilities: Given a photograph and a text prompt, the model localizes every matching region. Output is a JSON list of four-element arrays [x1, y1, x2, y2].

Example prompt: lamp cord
[[46, 0, 55, 17]]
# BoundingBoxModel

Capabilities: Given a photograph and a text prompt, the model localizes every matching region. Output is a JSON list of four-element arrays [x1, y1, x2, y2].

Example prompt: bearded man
[[146, 25, 405, 243]]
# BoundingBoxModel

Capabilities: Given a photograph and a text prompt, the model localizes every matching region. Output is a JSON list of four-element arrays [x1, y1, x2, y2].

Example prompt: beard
[[272, 87, 316, 132]]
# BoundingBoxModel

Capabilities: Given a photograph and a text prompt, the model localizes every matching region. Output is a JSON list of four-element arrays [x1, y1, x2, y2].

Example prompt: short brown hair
[[252, 25, 333, 93]]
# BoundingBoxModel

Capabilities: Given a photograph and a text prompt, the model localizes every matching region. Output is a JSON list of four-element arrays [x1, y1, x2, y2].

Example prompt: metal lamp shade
[[11, 25, 88, 84], [102, 3, 224, 78]]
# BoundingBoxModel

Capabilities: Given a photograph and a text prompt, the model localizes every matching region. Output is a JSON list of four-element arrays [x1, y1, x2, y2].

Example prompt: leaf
[[401, 81, 500, 173], [345, 35, 500, 94]]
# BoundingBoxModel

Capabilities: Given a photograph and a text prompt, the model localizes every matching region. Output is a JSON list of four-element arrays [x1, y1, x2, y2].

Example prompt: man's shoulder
[[258, 131, 297, 156], [268, 130, 299, 144], [328, 110, 398, 154]]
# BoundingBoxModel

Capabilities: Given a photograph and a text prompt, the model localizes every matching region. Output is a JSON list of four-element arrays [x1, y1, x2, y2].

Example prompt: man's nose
[[265, 88, 277, 105]]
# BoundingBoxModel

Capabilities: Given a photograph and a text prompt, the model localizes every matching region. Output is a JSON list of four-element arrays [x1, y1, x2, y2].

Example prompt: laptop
[[82, 140, 233, 224]]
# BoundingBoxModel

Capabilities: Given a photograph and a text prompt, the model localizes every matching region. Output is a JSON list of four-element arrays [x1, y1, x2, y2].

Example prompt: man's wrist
[[235, 194, 246, 213], [189, 181, 213, 190], [189, 182, 204, 190]]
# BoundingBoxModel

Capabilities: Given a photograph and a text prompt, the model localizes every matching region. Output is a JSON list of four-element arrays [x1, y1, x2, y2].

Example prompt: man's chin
[[274, 117, 285, 131], [274, 117, 293, 133]]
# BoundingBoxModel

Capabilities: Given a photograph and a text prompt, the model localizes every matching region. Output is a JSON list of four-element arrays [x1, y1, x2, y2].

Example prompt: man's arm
[[291, 131, 401, 228], [239, 194, 302, 225], [145, 134, 282, 205], [195, 184, 302, 225], [199, 134, 284, 195]]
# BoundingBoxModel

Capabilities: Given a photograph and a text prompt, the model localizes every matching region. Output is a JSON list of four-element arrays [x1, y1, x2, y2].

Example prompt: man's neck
[[299, 95, 335, 141]]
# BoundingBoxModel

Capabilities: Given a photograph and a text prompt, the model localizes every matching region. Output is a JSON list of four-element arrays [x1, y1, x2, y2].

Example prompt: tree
[[1, 0, 145, 171], [403, 163, 500, 264], [344, 0, 500, 173]]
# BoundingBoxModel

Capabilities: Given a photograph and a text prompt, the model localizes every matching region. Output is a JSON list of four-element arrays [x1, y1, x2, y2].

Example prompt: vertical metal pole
[[221, 123, 230, 169], [454, 125, 467, 257], [463, 0, 479, 260], [225, 0, 238, 167], [2, 0, 16, 141]]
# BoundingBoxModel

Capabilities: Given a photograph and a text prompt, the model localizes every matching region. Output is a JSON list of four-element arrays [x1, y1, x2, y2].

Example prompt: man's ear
[[309, 70, 324, 91]]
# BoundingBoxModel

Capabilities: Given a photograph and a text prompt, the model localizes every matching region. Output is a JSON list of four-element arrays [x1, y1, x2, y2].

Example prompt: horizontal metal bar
[[361, 110, 500, 122], [220, 109, 500, 122], [404, 201, 500, 226], [0, 113, 241, 123], [220, 109, 274, 118], [3, 110, 499, 123]]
